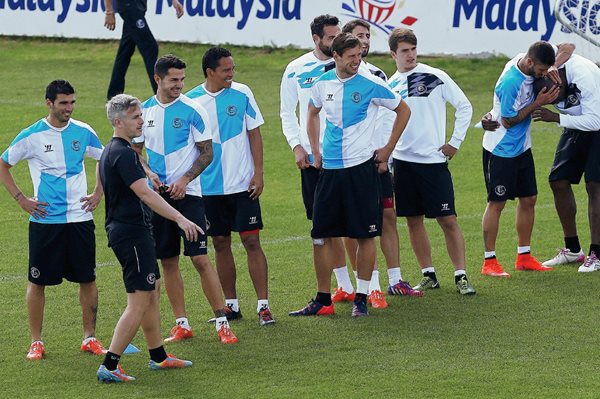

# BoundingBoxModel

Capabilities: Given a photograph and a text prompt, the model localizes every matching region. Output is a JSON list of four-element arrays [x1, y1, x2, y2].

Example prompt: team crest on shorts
[[136, 19, 146, 29], [495, 185, 507, 196], [71, 140, 81, 151], [172, 118, 182, 128], [30, 267, 41, 279], [146, 273, 156, 284], [226, 105, 237, 116], [351, 92, 362, 103]]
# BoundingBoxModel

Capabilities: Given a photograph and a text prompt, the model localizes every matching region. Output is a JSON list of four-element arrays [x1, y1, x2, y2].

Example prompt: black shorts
[[311, 159, 382, 239], [111, 231, 160, 293], [549, 128, 600, 184], [301, 166, 320, 220], [483, 148, 537, 201], [204, 191, 263, 236], [153, 194, 208, 259], [379, 170, 394, 209], [28, 220, 96, 286], [393, 160, 456, 218]]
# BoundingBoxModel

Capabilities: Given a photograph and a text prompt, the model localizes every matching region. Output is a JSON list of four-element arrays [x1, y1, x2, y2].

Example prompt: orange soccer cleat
[[515, 253, 553, 272], [164, 325, 194, 343], [481, 258, 511, 277], [367, 290, 388, 309]]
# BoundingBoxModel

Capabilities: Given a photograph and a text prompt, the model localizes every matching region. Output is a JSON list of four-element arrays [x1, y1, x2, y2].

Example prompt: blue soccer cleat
[[97, 364, 135, 383]]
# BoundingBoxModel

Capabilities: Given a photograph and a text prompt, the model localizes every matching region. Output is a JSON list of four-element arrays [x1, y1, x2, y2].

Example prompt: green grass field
[[1, 37, 598, 398]]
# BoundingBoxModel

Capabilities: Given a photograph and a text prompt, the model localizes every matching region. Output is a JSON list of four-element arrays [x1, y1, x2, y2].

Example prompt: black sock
[[316, 292, 332, 306], [149, 345, 168, 363], [455, 274, 467, 284], [354, 293, 367, 303], [565, 236, 581, 253], [424, 271, 437, 281], [102, 351, 121, 371], [589, 244, 600, 256]]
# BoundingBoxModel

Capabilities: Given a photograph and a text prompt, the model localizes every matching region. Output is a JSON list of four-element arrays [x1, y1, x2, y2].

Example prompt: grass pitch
[[0, 37, 598, 398]]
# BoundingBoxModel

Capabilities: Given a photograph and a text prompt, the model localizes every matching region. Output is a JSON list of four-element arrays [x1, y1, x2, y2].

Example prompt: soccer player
[[132, 55, 237, 344], [187, 47, 275, 326], [280, 15, 350, 314], [480, 41, 572, 277], [530, 56, 600, 271], [97, 94, 197, 383], [0, 80, 107, 359], [387, 28, 476, 295], [290, 33, 411, 317], [103, 0, 183, 99], [332, 20, 423, 309]]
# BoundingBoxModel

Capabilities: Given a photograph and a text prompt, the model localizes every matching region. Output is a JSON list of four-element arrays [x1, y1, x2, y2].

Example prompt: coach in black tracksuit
[[103, 0, 183, 100]]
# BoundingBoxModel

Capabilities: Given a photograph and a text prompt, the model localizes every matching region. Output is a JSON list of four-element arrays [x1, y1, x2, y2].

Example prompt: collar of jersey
[[201, 83, 227, 97], [43, 117, 71, 132], [154, 95, 181, 108]]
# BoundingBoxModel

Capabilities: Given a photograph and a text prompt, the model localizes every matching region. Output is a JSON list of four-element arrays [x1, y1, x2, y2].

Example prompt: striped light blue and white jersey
[[133, 95, 212, 197], [280, 51, 335, 158], [1, 118, 103, 224], [483, 54, 534, 157], [186, 82, 264, 195], [310, 67, 401, 169]]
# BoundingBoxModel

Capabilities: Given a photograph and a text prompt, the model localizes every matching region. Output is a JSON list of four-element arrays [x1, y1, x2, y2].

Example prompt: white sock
[[333, 266, 354, 293], [368, 270, 381, 294], [175, 317, 190, 330], [387, 267, 402, 286], [356, 278, 370, 295], [257, 299, 269, 313], [454, 269, 466, 277], [485, 251, 496, 259], [422, 266, 435, 274], [82, 336, 96, 345], [225, 299, 239, 312], [214, 317, 229, 332], [518, 246, 531, 254]]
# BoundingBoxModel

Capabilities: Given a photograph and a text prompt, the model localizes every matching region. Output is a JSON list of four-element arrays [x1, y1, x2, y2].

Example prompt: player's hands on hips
[[176, 216, 204, 242], [17, 195, 49, 219], [104, 13, 116, 30], [293, 145, 310, 169], [534, 86, 560, 106], [80, 191, 102, 213], [374, 147, 392, 173], [173, 0, 184, 18], [167, 177, 188, 200], [439, 143, 458, 160], [532, 107, 560, 123], [248, 173, 264, 200], [481, 113, 500, 131]]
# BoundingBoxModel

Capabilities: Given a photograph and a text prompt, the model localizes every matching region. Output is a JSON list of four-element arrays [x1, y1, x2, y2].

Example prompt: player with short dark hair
[[187, 47, 275, 326], [97, 94, 198, 383], [0, 80, 107, 360], [289, 32, 411, 318], [132, 54, 238, 344], [387, 28, 476, 295]]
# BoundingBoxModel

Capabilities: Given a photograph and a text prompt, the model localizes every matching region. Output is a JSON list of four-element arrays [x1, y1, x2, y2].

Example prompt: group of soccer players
[[1, 12, 599, 383]]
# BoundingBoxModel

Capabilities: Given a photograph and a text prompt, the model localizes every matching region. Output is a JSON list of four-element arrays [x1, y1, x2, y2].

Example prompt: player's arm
[[103, 0, 116, 31], [247, 127, 264, 200], [501, 86, 560, 128], [440, 76, 473, 159], [306, 102, 322, 169], [168, 140, 213, 200], [172, 0, 184, 18], [547, 43, 575, 84], [375, 101, 411, 172], [280, 67, 310, 169], [0, 159, 48, 219], [132, 142, 161, 190], [130, 178, 202, 242], [80, 163, 104, 212]]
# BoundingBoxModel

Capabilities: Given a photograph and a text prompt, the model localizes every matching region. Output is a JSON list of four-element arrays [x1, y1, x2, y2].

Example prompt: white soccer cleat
[[578, 252, 600, 273], [542, 248, 585, 266]]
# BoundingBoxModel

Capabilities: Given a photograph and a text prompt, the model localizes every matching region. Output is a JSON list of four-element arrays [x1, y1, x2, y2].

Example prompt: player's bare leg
[[27, 282, 45, 342], [212, 236, 237, 299], [79, 281, 99, 338], [160, 256, 187, 319]]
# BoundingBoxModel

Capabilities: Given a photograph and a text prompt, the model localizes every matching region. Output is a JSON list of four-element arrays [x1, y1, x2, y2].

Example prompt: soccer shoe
[[217, 323, 238, 344], [258, 307, 276, 326], [456, 276, 476, 295], [578, 252, 600, 273], [208, 305, 243, 323], [387, 281, 425, 297], [412, 276, 440, 291], [148, 354, 193, 370], [351, 299, 369, 318], [26, 341, 45, 360], [97, 364, 135, 383], [515, 253, 553, 272], [164, 325, 194, 343], [543, 248, 585, 266], [481, 258, 511, 277], [331, 287, 355, 303], [81, 337, 107, 355], [288, 299, 334, 316], [367, 290, 388, 309]]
